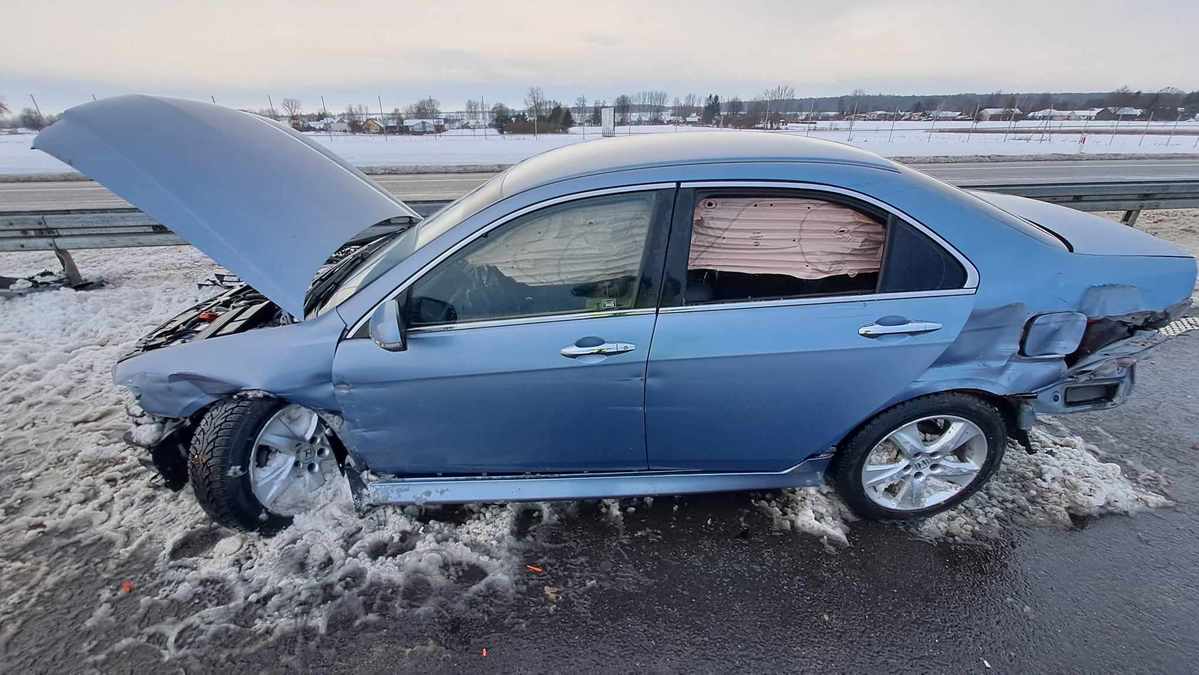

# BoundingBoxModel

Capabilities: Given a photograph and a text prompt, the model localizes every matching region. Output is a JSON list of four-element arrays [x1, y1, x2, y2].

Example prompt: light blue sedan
[[36, 96, 1196, 531]]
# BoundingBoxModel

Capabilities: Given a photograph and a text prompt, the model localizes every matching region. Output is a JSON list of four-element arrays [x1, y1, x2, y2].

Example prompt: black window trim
[[658, 181, 977, 314]]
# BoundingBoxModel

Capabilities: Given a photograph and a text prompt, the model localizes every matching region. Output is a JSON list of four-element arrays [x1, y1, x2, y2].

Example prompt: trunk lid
[[33, 95, 421, 317], [969, 190, 1192, 258]]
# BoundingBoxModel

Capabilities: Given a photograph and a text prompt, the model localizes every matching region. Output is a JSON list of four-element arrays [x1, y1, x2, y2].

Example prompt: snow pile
[[753, 487, 858, 548], [912, 428, 1169, 542], [755, 428, 1169, 546], [133, 488, 521, 659]]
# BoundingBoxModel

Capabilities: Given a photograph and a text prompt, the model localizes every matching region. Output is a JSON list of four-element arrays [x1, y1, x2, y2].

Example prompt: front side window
[[685, 193, 887, 304], [408, 191, 662, 327]]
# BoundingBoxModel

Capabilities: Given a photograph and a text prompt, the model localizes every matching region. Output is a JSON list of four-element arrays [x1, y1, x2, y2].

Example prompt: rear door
[[645, 184, 978, 472], [333, 187, 675, 475]]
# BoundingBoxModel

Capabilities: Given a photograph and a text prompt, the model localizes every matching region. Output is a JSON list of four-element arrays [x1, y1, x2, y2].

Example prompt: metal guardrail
[[969, 180, 1199, 210], [967, 180, 1199, 225], [0, 200, 449, 286], [3, 181, 1198, 283]]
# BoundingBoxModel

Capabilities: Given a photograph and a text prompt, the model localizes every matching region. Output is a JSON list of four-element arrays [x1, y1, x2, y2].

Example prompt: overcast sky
[[4, 0, 1197, 114]]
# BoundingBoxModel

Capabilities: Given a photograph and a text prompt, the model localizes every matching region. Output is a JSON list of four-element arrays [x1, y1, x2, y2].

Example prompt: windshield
[[314, 174, 506, 316]]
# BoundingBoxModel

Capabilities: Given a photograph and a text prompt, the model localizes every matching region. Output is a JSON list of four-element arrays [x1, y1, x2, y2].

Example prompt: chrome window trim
[[678, 180, 980, 290], [348, 182, 677, 336], [408, 308, 657, 335], [658, 287, 976, 315]]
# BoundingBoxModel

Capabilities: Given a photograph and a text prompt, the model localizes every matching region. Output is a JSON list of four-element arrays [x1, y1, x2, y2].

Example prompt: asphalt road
[[2, 158, 1198, 211]]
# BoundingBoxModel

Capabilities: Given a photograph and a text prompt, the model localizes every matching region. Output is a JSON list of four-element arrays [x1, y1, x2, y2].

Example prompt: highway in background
[[2, 158, 1198, 211]]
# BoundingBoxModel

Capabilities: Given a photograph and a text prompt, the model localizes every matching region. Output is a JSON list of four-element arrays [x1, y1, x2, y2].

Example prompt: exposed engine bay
[[123, 284, 291, 358]]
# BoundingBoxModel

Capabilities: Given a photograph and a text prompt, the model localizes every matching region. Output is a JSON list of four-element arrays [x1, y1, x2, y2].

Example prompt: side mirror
[[368, 298, 407, 352]]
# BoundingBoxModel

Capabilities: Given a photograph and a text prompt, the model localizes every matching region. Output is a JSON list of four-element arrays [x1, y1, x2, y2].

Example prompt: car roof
[[499, 131, 899, 196]]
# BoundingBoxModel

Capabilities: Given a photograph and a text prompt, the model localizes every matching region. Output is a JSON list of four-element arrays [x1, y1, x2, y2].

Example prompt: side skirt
[[354, 453, 833, 508]]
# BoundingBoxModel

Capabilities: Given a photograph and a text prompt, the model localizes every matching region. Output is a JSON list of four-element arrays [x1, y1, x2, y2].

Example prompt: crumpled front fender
[[114, 311, 347, 419]]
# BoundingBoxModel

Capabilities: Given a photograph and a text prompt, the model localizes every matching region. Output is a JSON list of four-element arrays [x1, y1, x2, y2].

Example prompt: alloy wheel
[[859, 415, 989, 512], [248, 404, 339, 516]]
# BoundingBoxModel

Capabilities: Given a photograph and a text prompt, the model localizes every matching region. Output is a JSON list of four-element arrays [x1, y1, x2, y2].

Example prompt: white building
[[1027, 108, 1101, 121], [977, 107, 1022, 121]]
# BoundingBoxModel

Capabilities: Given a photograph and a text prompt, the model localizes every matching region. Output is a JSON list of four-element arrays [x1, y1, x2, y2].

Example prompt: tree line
[[4, 85, 1198, 132]]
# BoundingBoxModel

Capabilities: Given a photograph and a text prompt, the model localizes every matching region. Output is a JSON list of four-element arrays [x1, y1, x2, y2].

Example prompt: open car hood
[[33, 95, 421, 317]]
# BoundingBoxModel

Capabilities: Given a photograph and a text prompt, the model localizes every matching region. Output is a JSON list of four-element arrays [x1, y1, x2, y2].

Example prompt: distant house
[[316, 118, 351, 133], [363, 118, 386, 134], [1027, 108, 1101, 121], [977, 107, 1022, 121], [929, 110, 962, 120], [404, 118, 444, 134], [1095, 106, 1143, 121]]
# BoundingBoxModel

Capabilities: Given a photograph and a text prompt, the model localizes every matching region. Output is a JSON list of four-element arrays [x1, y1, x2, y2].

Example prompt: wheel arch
[[831, 387, 1026, 461]]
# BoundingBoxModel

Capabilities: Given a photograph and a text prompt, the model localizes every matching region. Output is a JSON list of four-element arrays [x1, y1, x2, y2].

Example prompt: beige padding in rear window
[[689, 197, 885, 279]]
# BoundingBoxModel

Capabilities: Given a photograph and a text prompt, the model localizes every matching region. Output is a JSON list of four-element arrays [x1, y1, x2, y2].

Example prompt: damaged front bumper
[[124, 403, 192, 490]]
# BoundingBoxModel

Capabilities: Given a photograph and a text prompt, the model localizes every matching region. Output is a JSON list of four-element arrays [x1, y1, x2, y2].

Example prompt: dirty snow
[[3, 120, 1198, 175], [0, 239, 1181, 662]]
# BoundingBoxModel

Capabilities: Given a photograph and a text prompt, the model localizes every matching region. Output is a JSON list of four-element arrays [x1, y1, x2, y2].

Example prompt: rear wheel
[[833, 393, 1006, 520], [189, 398, 340, 532]]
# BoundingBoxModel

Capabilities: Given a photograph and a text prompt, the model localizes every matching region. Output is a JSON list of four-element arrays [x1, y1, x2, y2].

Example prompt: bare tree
[[614, 95, 632, 124], [280, 98, 303, 119], [762, 84, 795, 128], [465, 99, 480, 125], [19, 108, 46, 130], [574, 96, 588, 123], [525, 87, 546, 119], [406, 97, 440, 119], [0, 98, 8, 116]]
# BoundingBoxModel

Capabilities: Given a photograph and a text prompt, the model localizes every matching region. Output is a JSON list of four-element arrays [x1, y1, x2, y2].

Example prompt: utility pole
[[379, 96, 387, 140], [29, 94, 42, 117], [267, 95, 276, 119], [1139, 110, 1153, 147], [320, 96, 332, 141]]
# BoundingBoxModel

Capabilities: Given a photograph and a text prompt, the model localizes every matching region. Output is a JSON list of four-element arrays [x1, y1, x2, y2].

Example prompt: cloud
[[2, 0, 1196, 111]]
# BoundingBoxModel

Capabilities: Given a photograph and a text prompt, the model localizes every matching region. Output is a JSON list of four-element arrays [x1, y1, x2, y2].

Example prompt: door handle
[[560, 342, 637, 358], [858, 321, 942, 337]]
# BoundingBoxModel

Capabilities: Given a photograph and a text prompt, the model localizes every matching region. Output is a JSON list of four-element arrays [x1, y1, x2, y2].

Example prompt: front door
[[333, 188, 675, 475], [646, 186, 977, 472]]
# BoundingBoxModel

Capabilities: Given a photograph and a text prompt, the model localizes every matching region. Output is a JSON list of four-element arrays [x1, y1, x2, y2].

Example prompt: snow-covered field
[[3, 120, 1199, 175], [1, 210, 1185, 661]]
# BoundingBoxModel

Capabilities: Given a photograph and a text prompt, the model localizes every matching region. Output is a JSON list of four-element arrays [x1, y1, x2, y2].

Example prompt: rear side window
[[878, 217, 966, 292], [684, 193, 886, 304]]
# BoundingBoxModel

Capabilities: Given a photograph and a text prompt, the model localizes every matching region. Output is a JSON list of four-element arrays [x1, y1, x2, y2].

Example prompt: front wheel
[[832, 393, 1007, 520], [188, 398, 340, 532]]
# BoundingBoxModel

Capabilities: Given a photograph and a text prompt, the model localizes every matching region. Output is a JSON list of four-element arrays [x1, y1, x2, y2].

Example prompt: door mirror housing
[[368, 298, 407, 352]]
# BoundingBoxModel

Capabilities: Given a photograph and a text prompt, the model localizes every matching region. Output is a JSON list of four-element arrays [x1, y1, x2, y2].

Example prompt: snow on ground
[[3, 120, 1199, 175], [0, 225, 1183, 660]]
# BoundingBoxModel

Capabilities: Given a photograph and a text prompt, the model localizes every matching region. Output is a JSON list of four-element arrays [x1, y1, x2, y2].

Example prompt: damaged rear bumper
[[1030, 329, 1167, 414]]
